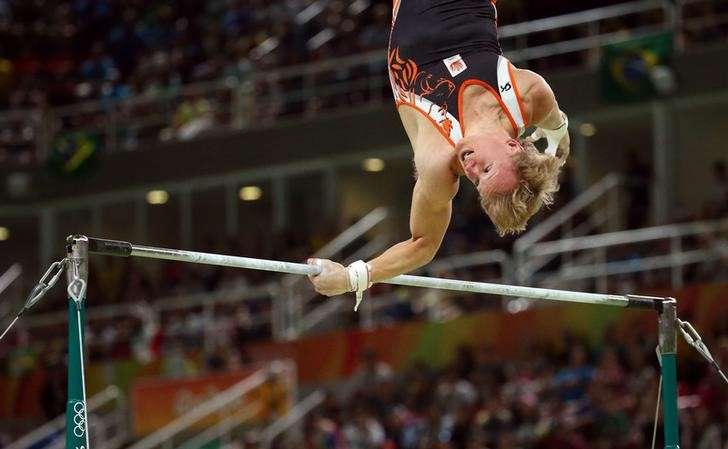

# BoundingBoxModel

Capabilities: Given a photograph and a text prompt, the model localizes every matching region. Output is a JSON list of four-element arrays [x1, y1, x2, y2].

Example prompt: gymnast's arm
[[520, 69, 571, 161], [307, 155, 458, 296], [368, 163, 458, 282]]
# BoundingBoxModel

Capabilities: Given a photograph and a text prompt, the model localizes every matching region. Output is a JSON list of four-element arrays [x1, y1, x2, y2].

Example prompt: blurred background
[[0, 0, 727, 448]]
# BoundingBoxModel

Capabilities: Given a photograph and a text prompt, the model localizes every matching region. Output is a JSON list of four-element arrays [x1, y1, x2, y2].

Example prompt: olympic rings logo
[[72, 401, 86, 438]]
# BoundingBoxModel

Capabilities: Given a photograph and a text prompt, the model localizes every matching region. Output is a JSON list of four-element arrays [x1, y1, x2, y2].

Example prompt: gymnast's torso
[[389, 0, 529, 147]]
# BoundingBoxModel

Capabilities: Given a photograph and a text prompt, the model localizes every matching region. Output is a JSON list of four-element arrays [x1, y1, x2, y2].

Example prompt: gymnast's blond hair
[[481, 139, 567, 236]]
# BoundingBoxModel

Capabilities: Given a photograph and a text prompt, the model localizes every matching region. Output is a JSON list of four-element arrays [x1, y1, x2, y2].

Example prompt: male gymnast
[[308, 0, 571, 306]]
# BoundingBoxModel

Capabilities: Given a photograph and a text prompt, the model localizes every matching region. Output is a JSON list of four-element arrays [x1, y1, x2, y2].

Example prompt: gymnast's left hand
[[307, 258, 351, 297]]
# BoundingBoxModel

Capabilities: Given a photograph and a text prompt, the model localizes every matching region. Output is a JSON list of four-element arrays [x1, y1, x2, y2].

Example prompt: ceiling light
[[239, 186, 263, 201], [362, 158, 385, 172], [146, 190, 169, 205], [579, 123, 597, 137]]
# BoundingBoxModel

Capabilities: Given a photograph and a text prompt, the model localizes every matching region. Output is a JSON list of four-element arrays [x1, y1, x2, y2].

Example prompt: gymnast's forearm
[[364, 164, 454, 284], [367, 237, 439, 283]]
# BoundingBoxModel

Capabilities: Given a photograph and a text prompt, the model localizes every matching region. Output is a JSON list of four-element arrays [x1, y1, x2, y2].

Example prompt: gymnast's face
[[457, 134, 522, 197]]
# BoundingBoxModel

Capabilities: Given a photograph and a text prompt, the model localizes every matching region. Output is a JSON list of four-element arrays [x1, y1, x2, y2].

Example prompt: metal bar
[[531, 247, 720, 283], [312, 207, 387, 258], [262, 391, 326, 449], [498, 0, 661, 38], [507, 25, 667, 63], [515, 173, 621, 251], [427, 250, 509, 273], [298, 297, 347, 333], [85, 237, 635, 308], [521, 207, 612, 279], [529, 218, 728, 256], [0, 263, 22, 296], [176, 404, 262, 449]]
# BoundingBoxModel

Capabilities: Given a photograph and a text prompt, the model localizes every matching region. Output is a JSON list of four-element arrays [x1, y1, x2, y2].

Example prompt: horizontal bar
[[131, 244, 319, 276], [85, 237, 644, 309], [385, 274, 632, 307]]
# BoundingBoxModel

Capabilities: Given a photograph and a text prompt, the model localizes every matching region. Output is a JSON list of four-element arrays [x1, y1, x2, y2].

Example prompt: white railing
[[282, 207, 389, 339], [261, 390, 326, 449], [0, 0, 720, 165], [128, 359, 296, 449], [0, 263, 22, 317], [527, 218, 728, 292], [23, 283, 274, 328], [371, 249, 513, 322], [6, 386, 127, 449], [0, 263, 22, 295], [296, 234, 391, 335], [175, 406, 262, 449], [514, 173, 624, 285]]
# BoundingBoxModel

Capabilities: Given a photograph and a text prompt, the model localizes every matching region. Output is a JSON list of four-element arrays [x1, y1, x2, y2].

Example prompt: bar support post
[[659, 298, 680, 449], [66, 235, 90, 449]]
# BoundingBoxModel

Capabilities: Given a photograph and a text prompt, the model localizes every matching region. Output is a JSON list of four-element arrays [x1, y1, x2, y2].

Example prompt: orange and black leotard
[[389, 0, 528, 146]]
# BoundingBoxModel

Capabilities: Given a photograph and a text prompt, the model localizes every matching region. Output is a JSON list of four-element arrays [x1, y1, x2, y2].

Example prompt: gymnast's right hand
[[307, 258, 351, 297]]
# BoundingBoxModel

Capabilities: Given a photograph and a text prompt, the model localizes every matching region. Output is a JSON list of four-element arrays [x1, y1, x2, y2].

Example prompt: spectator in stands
[[553, 345, 594, 402], [350, 348, 394, 393], [358, 3, 390, 51], [161, 340, 198, 378], [284, 327, 727, 449], [342, 406, 387, 449]]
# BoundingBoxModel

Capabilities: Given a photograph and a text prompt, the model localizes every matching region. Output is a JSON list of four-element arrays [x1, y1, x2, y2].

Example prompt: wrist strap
[[346, 260, 371, 311], [541, 111, 569, 156]]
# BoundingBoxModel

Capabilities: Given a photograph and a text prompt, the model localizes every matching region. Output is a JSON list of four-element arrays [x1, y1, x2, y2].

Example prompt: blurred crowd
[[5, 0, 690, 109], [274, 329, 728, 449], [2, 0, 728, 163]]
